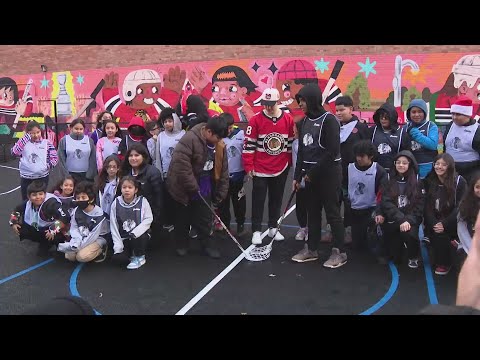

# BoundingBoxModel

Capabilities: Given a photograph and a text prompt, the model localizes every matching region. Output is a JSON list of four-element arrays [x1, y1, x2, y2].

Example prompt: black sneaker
[[189, 227, 198, 239], [237, 223, 246, 236]]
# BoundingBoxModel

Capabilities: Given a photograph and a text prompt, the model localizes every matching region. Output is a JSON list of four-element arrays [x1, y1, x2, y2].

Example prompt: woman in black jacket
[[377, 150, 425, 268], [119, 143, 164, 231], [424, 153, 467, 275]]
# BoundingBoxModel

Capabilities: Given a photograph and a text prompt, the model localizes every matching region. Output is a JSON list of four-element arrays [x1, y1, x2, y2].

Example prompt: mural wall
[[1, 52, 479, 144]]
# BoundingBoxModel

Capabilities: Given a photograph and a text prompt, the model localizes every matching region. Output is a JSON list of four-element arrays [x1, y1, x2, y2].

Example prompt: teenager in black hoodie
[[424, 153, 467, 275], [377, 150, 425, 267], [291, 84, 347, 268], [368, 102, 411, 173]]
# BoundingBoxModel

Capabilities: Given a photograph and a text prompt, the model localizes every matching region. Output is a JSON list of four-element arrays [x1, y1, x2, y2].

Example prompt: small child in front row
[[9, 180, 70, 256], [57, 181, 109, 263], [217, 113, 247, 235], [346, 140, 388, 255], [377, 150, 425, 268], [53, 176, 76, 216], [457, 171, 480, 255], [110, 176, 153, 270]]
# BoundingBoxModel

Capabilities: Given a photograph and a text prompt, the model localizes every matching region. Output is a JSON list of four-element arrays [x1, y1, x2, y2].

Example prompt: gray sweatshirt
[[110, 195, 153, 254]]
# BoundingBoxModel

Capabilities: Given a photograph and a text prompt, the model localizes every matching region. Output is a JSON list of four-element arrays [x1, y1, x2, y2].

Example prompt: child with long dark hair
[[110, 176, 153, 269], [96, 119, 122, 172], [95, 154, 121, 215], [424, 153, 467, 275], [378, 150, 425, 267], [458, 171, 480, 255]]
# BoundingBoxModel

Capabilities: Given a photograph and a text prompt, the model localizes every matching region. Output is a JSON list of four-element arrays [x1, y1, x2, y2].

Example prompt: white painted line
[[0, 186, 20, 196], [0, 165, 19, 171], [175, 203, 296, 315], [0, 165, 20, 196]]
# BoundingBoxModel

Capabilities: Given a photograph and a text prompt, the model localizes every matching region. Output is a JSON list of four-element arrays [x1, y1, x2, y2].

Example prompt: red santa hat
[[450, 96, 473, 117]]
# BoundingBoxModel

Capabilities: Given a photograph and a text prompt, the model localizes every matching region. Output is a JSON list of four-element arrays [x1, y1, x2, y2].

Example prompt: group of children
[[7, 86, 480, 276]]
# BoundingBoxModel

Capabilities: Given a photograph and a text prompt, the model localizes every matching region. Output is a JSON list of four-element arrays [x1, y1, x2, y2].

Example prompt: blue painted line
[[420, 241, 438, 305], [359, 262, 399, 315], [69, 263, 102, 315], [0, 258, 54, 285]]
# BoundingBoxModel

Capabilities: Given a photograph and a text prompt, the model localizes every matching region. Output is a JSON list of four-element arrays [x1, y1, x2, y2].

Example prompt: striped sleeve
[[11, 133, 31, 156], [46, 140, 58, 169]]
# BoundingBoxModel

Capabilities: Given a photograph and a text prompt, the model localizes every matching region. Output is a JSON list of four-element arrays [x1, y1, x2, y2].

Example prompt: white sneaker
[[251, 231, 262, 245], [295, 227, 308, 241], [268, 228, 285, 241]]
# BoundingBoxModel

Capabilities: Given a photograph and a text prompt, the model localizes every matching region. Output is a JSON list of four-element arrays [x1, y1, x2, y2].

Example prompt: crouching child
[[57, 181, 109, 263], [9, 180, 70, 256], [110, 176, 153, 270]]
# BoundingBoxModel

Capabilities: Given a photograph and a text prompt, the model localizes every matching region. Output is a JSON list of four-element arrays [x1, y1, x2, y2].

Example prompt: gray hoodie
[[110, 195, 153, 254]]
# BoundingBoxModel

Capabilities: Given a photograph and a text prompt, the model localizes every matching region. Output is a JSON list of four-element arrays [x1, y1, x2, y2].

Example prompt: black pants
[[20, 176, 49, 201], [251, 168, 289, 232], [18, 223, 65, 248], [124, 232, 150, 257], [382, 222, 419, 263], [431, 231, 455, 267], [163, 181, 175, 226], [295, 187, 308, 228], [350, 207, 375, 251], [218, 179, 246, 229], [173, 196, 214, 250], [70, 172, 88, 185], [306, 164, 345, 252]]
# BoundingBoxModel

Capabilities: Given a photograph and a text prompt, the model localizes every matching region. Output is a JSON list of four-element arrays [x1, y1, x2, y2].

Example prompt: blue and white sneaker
[[127, 255, 146, 270]]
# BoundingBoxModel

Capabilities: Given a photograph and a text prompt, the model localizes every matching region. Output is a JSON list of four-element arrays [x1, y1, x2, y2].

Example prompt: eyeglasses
[[394, 161, 409, 166]]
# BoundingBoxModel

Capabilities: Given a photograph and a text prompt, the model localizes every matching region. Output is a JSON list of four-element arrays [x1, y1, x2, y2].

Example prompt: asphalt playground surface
[[0, 157, 459, 315]]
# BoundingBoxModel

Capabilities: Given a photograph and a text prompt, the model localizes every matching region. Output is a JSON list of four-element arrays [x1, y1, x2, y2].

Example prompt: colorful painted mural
[[1, 52, 479, 144]]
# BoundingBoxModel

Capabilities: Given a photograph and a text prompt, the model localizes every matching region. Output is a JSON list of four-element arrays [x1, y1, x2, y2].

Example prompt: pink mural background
[[1, 52, 479, 144]]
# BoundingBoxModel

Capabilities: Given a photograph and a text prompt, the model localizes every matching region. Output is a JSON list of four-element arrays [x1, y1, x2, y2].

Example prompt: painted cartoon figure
[[275, 60, 343, 122], [102, 67, 185, 129], [0, 77, 33, 127], [190, 65, 263, 122], [432, 54, 480, 125]]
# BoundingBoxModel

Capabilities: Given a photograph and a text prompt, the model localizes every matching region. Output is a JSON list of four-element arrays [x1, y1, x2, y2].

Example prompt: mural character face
[[131, 82, 162, 110], [0, 86, 15, 106], [458, 79, 480, 104], [276, 80, 303, 109], [211, 81, 246, 107]]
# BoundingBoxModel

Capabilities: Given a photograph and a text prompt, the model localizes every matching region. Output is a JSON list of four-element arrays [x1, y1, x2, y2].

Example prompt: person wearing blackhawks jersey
[[242, 88, 294, 245]]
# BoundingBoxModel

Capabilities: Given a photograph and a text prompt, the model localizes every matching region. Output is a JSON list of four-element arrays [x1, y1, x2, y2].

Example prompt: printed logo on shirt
[[167, 147, 174, 159], [78, 225, 90, 238], [74, 149, 83, 159], [302, 133, 314, 146], [377, 143, 392, 154], [355, 182, 366, 195], [227, 145, 240, 159], [123, 219, 137, 232], [263, 132, 285, 156], [29, 153, 39, 164], [451, 137, 461, 149], [398, 194, 409, 208], [411, 140, 422, 151]]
